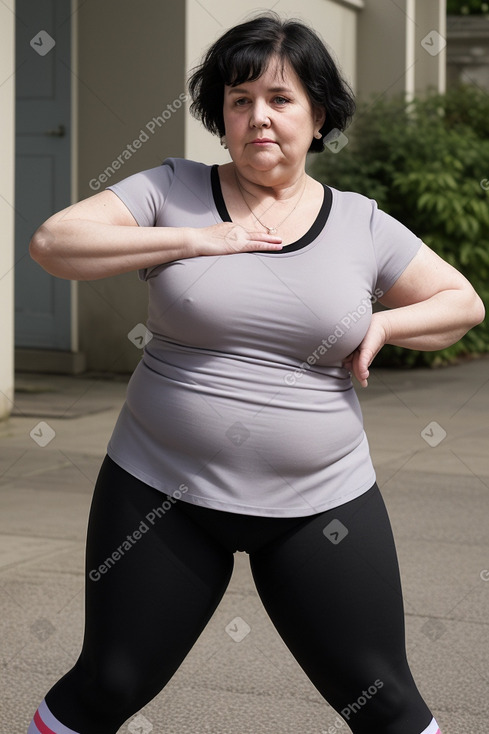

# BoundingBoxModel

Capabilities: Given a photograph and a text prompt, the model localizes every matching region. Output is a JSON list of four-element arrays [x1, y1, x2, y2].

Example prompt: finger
[[351, 349, 370, 388], [248, 230, 283, 242], [224, 226, 282, 252], [249, 239, 284, 251], [358, 350, 372, 378]]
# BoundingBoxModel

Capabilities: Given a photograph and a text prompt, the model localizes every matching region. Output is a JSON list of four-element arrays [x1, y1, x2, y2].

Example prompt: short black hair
[[188, 12, 356, 153]]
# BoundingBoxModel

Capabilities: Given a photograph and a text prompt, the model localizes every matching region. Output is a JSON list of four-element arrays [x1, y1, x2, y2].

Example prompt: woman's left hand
[[342, 313, 389, 388]]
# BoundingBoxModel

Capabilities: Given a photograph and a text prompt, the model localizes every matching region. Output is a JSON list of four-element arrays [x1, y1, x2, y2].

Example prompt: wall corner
[[0, 0, 15, 420]]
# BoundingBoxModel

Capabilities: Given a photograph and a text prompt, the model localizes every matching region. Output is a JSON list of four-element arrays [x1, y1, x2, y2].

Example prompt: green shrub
[[310, 85, 489, 367], [447, 0, 489, 14]]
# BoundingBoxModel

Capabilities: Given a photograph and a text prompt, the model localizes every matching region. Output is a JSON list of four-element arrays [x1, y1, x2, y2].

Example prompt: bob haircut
[[188, 12, 356, 153]]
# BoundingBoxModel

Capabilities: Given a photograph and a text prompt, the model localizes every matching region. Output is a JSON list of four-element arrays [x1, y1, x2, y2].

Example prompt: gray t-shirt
[[106, 157, 422, 517]]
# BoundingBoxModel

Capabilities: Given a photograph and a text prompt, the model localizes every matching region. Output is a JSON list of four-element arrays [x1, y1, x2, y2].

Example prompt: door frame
[[15, 0, 82, 372], [70, 0, 79, 354]]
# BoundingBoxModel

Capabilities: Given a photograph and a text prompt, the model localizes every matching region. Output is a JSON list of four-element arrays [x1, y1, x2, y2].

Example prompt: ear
[[313, 105, 326, 132]]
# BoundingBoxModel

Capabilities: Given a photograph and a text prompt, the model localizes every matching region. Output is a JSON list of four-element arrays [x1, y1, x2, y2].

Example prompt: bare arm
[[29, 190, 282, 280], [344, 244, 485, 387]]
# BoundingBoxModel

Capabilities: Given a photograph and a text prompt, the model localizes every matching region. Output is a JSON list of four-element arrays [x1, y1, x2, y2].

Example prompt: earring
[[220, 136, 228, 149], [314, 131, 322, 139]]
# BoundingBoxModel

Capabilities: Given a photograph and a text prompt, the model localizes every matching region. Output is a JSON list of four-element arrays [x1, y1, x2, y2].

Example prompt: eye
[[273, 96, 290, 105], [234, 97, 249, 106]]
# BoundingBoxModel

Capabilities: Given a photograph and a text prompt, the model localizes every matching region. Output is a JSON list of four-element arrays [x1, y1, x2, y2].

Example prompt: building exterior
[[446, 14, 489, 89], [0, 0, 446, 419]]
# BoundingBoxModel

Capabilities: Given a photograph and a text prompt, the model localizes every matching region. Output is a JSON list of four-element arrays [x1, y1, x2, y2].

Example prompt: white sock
[[27, 699, 80, 734], [420, 718, 441, 734]]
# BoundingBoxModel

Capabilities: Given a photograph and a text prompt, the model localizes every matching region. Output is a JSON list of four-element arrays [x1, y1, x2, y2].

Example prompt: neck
[[232, 164, 307, 202], [232, 164, 309, 235]]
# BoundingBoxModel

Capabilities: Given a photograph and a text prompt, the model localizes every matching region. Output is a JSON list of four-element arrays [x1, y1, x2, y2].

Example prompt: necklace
[[233, 169, 308, 235]]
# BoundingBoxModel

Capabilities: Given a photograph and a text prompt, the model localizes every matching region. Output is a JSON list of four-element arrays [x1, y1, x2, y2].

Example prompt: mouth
[[250, 138, 276, 145]]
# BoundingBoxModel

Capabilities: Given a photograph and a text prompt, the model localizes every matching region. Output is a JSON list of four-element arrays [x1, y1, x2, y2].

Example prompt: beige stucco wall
[[0, 0, 15, 419], [76, 0, 186, 372], [185, 0, 361, 166]]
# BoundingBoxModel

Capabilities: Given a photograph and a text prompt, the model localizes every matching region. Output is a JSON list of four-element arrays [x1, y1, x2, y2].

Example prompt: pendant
[[268, 227, 277, 235]]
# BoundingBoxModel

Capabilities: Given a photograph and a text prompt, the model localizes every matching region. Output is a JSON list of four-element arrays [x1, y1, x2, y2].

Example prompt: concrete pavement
[[1, 358, 488, 734]]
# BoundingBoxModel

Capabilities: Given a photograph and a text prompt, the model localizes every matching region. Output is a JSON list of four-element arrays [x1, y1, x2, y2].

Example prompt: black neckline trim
[[211, 164, 332, 254]]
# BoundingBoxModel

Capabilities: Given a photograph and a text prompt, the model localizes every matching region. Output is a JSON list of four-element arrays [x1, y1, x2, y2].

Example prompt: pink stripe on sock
[[34, 710, 57, 734]]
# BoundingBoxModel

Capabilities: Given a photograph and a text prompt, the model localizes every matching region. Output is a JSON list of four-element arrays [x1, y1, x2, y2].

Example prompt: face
[[222, 57, 325, 182]]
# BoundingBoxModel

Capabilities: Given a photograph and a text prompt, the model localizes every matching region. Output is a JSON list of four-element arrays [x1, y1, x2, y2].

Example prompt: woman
[[27, 12, 484, 734]]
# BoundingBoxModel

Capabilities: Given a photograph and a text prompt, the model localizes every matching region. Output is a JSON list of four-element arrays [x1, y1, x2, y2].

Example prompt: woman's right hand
[[29, 191, 283, 281], [188, 222, 283, 257]]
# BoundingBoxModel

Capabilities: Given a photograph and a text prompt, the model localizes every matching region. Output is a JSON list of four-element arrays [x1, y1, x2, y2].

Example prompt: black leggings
[[45, 456, 433, 734]]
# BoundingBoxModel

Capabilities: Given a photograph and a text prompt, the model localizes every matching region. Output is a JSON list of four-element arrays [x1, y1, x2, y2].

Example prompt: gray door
[[15, 0, 72, 350]]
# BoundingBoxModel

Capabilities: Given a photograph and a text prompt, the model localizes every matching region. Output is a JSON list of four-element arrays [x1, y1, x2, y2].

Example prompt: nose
[[249, 101, 271, 129]]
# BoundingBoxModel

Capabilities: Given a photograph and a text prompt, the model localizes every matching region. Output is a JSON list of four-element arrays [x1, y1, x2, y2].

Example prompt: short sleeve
[[370, 201, 423, 296], [106, 158, 176, 280], [106, 159, 176, 227]]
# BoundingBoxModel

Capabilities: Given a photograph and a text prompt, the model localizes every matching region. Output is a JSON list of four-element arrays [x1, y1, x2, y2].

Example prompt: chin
[[243, 152, 283, 170]]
